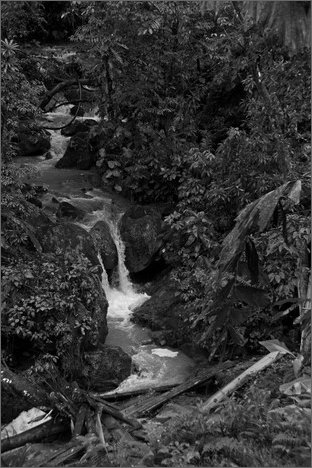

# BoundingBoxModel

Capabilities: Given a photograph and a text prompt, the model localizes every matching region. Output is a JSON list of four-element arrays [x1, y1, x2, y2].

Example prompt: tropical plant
[[1, 248, 103, 378], [153, 385, 311, 467]]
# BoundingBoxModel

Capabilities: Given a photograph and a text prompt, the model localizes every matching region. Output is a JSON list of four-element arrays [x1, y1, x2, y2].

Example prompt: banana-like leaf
[[259, 339, 295, 356], [245, 237, 259, 284], [233, 285, 270, 308], [218, 180, 301, 281]]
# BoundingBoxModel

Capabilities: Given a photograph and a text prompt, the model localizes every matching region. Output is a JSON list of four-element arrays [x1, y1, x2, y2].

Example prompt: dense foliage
[[67, 0, 311, 359], [153, 384, 311, 467], [0, 2, 310, 467], [1, 0, 310, 365]]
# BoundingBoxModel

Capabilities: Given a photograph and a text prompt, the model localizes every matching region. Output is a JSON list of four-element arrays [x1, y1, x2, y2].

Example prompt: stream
[[14, 103, 195, 394]]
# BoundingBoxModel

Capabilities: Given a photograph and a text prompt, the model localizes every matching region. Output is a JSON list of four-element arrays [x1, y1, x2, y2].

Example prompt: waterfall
[[97, 253, 111, 300], [109, 222, 134, 295], [96, 218, 149, 325], [47, 130, 70, 160]]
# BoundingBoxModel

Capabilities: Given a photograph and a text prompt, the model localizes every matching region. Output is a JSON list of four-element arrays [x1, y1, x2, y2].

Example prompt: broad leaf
[[218, 180, 301, 281], [233, 285, 270, 308], [245, 237, 259, 284], [279, 377, 311, 396], [259, 339, 295, 356]]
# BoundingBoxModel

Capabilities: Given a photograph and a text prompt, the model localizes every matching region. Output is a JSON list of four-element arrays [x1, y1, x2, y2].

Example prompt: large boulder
[[120, 206, 162, 273], [26, 211, 55, 230], [37, 222, 99, 267], [17, 127, 51, 156], [90, 221, 118, 272], [56, 201, 86, 221], [55, 132, 96, 170], [81, 345, 132, 391], [61, 119, 97, 137], [131, 274, 186, 347]]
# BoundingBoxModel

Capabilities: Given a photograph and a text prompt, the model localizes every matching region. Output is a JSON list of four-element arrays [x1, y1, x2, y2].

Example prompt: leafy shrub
[[1, 248, 103, 377], [153, 386, 311, 467]]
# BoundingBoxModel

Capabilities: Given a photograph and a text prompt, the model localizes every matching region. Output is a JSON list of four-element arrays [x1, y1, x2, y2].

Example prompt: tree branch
[[39, 79, 97, 111], [41, 81, 86, 131]]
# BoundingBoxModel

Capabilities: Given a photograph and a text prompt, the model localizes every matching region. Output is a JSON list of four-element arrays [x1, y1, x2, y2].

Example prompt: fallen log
[[93, 383, 177, 401], [87, 397, 142, 430], [202, 351, 282, 412], [1, 420, 69, 453], [123, 361, 233, 418]]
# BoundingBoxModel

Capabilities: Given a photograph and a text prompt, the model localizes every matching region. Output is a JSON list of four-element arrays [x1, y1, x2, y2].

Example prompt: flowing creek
[[14, 104, 195, 393]]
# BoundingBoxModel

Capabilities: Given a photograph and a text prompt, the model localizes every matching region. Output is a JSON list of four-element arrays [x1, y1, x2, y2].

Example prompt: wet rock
[[120, 205, 162, 273], [132, 274, 186, 347], [17, 125, 51, 156], [148, 330, 168, 346], [56, 201, 86, 220], [37, 222, 100, 267], [60, 119, 97, 137], [82, 345, 132, 391], [28, 197, 43, 209], [90, 220, 118, 272], [55, 132, 96, 170]]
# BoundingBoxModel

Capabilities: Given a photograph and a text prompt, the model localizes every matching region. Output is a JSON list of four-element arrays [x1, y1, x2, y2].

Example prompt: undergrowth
[[152, 386, 311, 467]]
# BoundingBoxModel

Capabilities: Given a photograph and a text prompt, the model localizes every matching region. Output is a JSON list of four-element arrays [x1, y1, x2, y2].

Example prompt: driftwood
[[123, 361, 233, 418], [202, 351, 282, 412], [1, 420, 69, 453]]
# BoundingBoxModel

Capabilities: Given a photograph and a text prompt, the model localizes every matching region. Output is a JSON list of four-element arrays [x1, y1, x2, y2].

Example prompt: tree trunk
[[1, 420, 69, 453]]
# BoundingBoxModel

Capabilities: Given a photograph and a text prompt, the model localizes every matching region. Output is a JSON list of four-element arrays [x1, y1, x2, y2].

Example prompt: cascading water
[[97, 219, 149, 325], [14, 96, 195, 393], [93, 216, 195, 393]]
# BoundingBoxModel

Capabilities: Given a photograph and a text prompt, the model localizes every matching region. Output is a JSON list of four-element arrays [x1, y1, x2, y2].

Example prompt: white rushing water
[[92, 216, 195, 392], [97, 220, 150, 326]]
